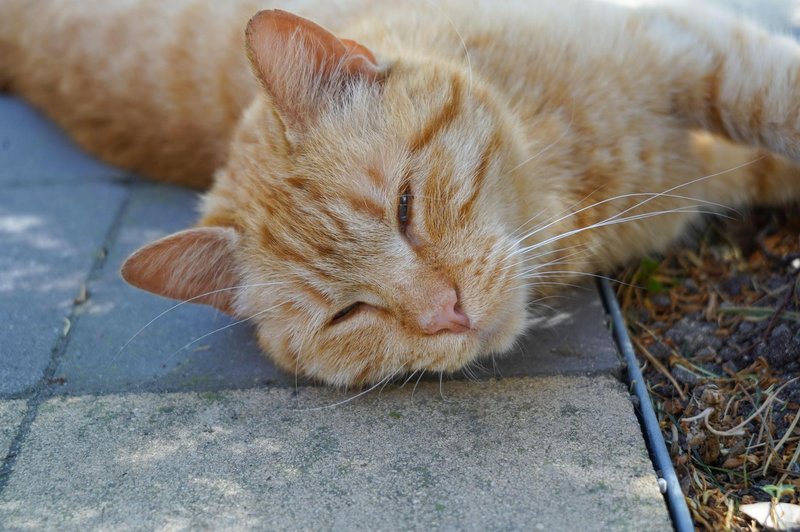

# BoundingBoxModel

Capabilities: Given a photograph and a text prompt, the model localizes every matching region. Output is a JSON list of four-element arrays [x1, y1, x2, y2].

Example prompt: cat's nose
[[420, 289, 472, 334]]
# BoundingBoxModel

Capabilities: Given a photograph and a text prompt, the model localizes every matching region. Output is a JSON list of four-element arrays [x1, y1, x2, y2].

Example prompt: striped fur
[[3, 0, 800, 385]]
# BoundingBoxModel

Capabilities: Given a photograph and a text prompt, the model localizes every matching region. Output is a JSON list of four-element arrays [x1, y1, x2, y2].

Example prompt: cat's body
[[3, 0, 800, 386]]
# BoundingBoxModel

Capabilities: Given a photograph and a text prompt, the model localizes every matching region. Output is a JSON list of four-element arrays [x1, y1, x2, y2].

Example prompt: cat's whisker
[[461, 363, 479, 383], [469, 358, 491, 377], [528, 294, 572, 305], [162, 302, 283, 362], [507, 256, 591, 284], [510, 191, 739, 251], [510, 260, 584, 282], [502, 243, 588, 271], [113, 281, 288, 360], [438, 371, 447, 401], [531, 302, 560, 314], [515, 281, 588, 291], [506, 187, 605, 243], [517, 205, 731, 257], [411, 370, 426, 399], [296, 366, 405, 411], [518, 270, 640, 289], [400, 370, 420, 389], [505, 246, 591, 273], [513, 251, 595, 274], [378, 352, 403, 397], [510, 157, 754, 249], [519, 294, 575, 314]]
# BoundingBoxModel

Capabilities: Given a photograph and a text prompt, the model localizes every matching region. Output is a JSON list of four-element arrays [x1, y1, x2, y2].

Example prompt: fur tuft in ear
[[120, 227, 240, 315], [245, 9, 383, 133]]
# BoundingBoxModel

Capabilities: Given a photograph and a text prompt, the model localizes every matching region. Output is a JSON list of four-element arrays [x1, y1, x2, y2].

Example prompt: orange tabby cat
[[2, 0, 799, 386]]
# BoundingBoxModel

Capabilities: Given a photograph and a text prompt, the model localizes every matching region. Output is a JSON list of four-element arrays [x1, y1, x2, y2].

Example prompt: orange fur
[[3, 0, 800, 386]]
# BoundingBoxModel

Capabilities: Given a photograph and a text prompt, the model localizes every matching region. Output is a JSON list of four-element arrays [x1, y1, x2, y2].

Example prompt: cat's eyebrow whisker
[[503, 113, 574, 176], [423, 0, 473, 92], [114, 281, 289, 360], [162, 301, 285, 362], [296, 366, 405, 411]]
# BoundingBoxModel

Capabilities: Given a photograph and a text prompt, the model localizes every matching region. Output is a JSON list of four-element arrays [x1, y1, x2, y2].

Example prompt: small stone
[[651, 294, 671, 308], [682, 279, 699, 294], [718, 347, 739, 362], [695, 347, 715, 359], [719, 275, 750, 297], [672, 365, 699, 386], [764, 324, 794, 367], [648, 341, 671, 362]]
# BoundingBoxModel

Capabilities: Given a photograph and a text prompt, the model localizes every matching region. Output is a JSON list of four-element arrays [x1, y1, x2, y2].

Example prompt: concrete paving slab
[[54, 183, 620, 395], [0, 376, 670, 531], [0, 401, 27, 462], [0, 96, 127, 185], [0, 184, 128, 397], [54, 184, 279, 395]]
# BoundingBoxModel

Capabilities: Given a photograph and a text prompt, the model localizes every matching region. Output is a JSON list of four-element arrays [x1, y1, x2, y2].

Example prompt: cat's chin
[[477, 309, 529, 359]]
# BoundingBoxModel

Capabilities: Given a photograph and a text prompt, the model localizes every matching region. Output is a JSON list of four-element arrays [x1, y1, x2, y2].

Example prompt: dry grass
[[617, 208, 800, 530]]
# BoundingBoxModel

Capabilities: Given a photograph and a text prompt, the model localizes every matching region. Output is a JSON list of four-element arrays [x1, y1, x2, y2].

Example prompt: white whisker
[[163, 302, 282, 362], [296, 367, 405, 411], [114, 281, 288, 360]]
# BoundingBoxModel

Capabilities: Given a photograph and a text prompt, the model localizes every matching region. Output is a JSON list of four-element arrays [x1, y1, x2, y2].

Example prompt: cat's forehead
[[300, 72, 495, 186]]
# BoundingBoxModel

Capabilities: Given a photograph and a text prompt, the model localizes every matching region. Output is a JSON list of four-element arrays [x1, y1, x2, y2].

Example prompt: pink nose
[[420, 289, 472, 334]]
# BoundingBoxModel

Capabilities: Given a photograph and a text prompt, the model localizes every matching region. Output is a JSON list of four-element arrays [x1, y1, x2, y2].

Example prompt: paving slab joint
[[599, 278, 693, 531], [0, 187, 132, 496]]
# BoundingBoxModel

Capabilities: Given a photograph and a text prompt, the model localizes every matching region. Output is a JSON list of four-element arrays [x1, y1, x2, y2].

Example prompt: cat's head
[[122, 10, 531, 387]]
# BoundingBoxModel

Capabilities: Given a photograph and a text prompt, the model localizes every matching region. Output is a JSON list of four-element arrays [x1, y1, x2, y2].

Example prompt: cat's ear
[[120, 227, 240, 315], [245, 9, 383, 134]]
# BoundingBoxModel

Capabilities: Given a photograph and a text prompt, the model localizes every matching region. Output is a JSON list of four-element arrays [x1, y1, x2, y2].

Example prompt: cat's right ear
[[245, 9, 383, 136], [120, 227, 240, 315]]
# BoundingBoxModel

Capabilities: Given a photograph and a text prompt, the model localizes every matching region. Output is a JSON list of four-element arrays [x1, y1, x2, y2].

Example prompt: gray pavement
[[0, 92, 668, 529], [0, 378, 669, 531], [0, 402, 26, 463]]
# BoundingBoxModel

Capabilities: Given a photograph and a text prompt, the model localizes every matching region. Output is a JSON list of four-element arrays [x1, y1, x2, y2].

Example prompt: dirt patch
[[617, 208, 800, 530]]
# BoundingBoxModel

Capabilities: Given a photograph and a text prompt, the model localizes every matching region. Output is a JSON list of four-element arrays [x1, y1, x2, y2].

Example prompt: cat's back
[[2, 0, 680, 186], [1, 0, 377, 186]]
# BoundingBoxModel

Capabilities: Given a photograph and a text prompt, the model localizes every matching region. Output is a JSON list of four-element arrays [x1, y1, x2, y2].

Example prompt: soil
[[617, 208, 800, 530]]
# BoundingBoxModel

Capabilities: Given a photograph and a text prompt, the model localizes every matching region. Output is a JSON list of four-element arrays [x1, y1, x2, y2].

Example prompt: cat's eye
[[330, 302, 360, 324], [398, 188, 412, 228]]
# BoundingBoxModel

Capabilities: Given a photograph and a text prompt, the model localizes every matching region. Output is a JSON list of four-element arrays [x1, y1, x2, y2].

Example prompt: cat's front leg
[[648, 3, 800, 164]]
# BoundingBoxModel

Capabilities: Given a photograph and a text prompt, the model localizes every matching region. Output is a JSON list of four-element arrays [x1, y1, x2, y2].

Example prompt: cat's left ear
[[245, 9, 384, 135], [120, 227, 240, 315]]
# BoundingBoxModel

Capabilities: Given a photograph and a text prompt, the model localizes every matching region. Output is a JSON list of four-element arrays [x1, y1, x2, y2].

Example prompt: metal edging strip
[[599, 278, 694, 532]]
